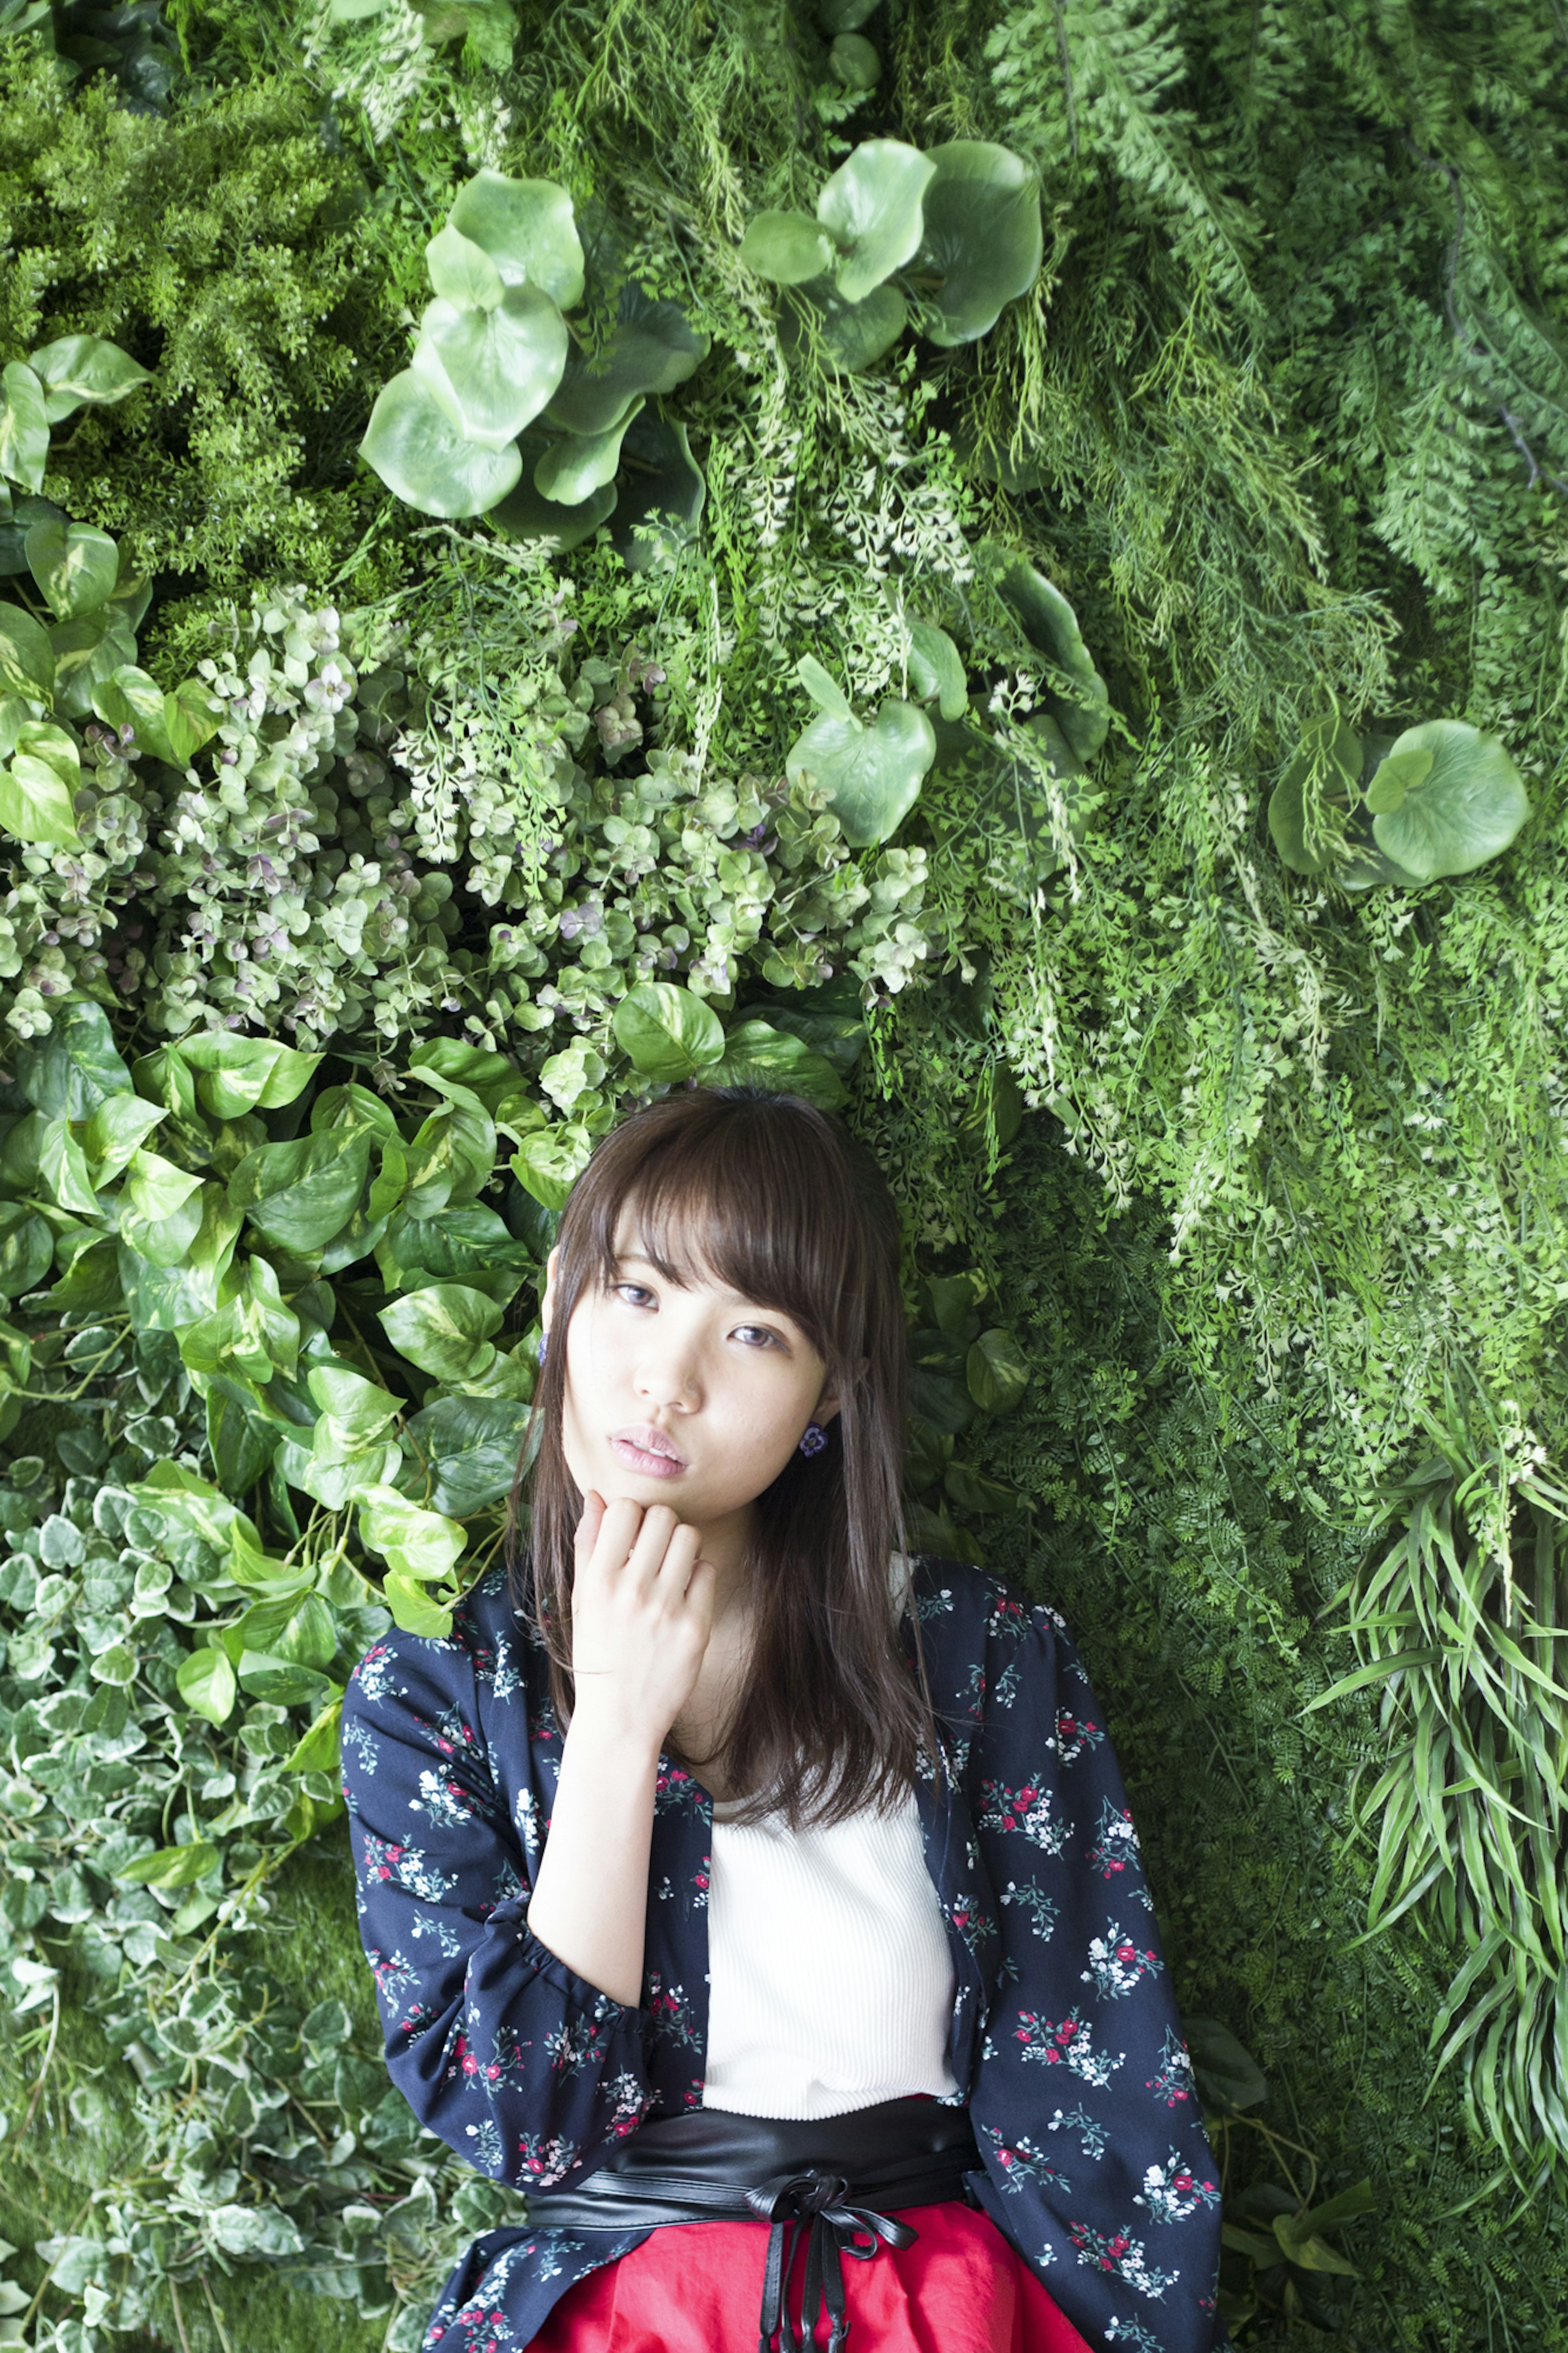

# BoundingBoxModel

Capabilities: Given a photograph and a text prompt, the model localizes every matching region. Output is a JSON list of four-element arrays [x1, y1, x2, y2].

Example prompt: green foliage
[[739, 134, 1044, 368], [0, 42, 409, 591]]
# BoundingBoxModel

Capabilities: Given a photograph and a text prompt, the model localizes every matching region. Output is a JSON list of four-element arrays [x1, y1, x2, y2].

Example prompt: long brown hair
[[510, 1086, 938, 1828]]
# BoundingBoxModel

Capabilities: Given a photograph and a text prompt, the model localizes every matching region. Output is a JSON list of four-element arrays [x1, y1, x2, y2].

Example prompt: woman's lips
[[608, 1426, 688, 1479]]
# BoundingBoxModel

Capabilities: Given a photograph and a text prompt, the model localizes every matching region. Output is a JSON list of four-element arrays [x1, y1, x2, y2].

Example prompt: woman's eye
[[733, 1324, 782, 1350], [614, 1283, 656, 1308]]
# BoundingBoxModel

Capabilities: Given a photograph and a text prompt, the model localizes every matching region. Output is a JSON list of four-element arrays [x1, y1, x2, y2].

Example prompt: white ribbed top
[[700, 1783, 960, 2120]]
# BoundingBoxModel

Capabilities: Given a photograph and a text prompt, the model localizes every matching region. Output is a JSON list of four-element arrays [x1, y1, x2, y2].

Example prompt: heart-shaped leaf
[[915, 141, 1043, 345], [545, 283, 710, 438], [0, 364, 49, 496], [966, 1329, 1030, 1414], [0, 721, 80, 847], [176, 1644, 236, 1727], [1369, 720, 1529, 882], [0, 601, 56, 698], [27, 335, 151, 422], [178, 1031, 321, 1117], [411, 285, 568, 450], [610, 410, 706, 574], [984, 544, 1109, 760], [907, 619, 967, 719], [786, 697, 935, 846], [613, 981, 726, 1080], [403, 1392, 536, 1518], [739, 210, 836, 285], [424, 222, 505, 310], [817, 140, 935, 304], [707, 1020, 847, 1109], [512, 1126, 590, 1211], [379, 1281, 503, 1383], [25, 518, 119, 621], [360, 368, 523, 518], [446, 170, 586, 310], [533, 398, 644, 504], [782, 281, 908, 375], [49, 607, 137, 720]]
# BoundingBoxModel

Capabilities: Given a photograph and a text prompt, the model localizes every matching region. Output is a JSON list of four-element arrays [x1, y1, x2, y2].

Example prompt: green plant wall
[[0, 0, 1566, 2348]]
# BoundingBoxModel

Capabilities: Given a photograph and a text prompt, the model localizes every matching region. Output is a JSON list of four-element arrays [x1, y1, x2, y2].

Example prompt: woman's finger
[[573, 1489, 608, 1557], [623, 1501, 682, 1586]]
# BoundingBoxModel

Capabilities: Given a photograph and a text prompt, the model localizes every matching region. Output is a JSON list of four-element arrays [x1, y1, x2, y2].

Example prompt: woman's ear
[[813, 1356, 868, 1428], [541, 1246, 560, 1337]]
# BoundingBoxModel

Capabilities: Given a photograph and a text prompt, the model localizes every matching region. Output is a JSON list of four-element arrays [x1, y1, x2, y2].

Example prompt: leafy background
[[0, 1, 1566, 2349]]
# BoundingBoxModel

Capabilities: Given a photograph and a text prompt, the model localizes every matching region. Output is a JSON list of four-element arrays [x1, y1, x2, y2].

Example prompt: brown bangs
[[510, 1086, 938, 1830]]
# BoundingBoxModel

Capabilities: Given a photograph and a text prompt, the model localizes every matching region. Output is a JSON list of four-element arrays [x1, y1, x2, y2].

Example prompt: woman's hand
[[568, 1491, 717, 1754]]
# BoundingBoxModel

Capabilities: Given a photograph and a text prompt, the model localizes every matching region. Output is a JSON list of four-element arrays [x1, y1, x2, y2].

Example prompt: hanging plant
[[359, 171, 709, 562], [1268, 714, 1530, 889], [739, 137, 1043, 373]]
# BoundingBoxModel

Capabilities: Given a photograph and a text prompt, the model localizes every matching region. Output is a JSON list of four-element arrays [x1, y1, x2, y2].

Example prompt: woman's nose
[[634, 1337, 700, 1410]]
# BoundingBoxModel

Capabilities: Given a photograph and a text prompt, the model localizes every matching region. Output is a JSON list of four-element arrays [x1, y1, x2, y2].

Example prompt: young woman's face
[[543, 1217, 839, 1527]]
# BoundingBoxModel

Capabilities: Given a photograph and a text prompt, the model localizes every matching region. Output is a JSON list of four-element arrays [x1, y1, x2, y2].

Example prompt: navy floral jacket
[[341, 1555, 1224, 2353]]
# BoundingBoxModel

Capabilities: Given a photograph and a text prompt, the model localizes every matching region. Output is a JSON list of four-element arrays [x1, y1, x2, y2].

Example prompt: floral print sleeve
[[340, 1584, 658, 2198], [956, 1585, 1223, 2353]]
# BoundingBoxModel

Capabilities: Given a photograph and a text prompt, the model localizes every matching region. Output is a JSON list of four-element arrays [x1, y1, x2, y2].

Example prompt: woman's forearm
[[524, 1702, 660, 2007]]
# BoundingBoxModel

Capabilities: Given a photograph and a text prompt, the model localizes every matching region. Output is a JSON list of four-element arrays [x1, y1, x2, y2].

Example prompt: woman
[[342, 1087, 1223, 2353]]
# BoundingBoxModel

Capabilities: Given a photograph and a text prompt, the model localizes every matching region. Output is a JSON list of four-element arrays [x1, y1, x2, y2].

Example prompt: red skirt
[[524, 2201, 1094, 2352]]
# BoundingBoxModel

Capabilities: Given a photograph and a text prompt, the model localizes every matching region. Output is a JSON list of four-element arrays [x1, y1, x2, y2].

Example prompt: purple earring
[[536, 1331, 549, 1365], [798, 1421, 827, 1457]]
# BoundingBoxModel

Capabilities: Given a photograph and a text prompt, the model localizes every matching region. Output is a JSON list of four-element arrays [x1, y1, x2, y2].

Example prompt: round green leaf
[[27, 335, 151, 419], [0, 364, 49, 497], [0, 600, 55, 698], [425, 222, 505, 310], [487, 458, 617, 549], [360, 368, 523, 519], [817, 139, 935, 305], [708, 1019, 847, 1109], [447, 171, 586, 311], [966, 1327, 1030, 1414], [817, 0, 878, 23], [1369, 720, 1529, 882], [1363, 745, 1432, 815], [411, 285, 568, 451], [984, 544, 1109, 760], [534, 398, 643, 504], [830, 33, 880, 86], [915, 141, 1043, 345], [512, 1126, 590, 1212], [613, 981, 726, 1080], [782, 281, 908, 375], [545, 283, 710, 438], [739, 211, 836, 286], [176, 1643, 236, 1726], [25, 518, 119, 621], [785, 696, 935, 847], [1266, 714, 1364, 876], [610, 411, 707, 574]]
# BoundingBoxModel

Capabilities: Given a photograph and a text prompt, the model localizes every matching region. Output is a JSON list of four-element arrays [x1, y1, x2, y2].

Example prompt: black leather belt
[[524, 2093, 982, 2353]]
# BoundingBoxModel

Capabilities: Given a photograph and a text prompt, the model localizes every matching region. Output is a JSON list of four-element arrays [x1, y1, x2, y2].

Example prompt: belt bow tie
[[746, 2166, 918, 2353]]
